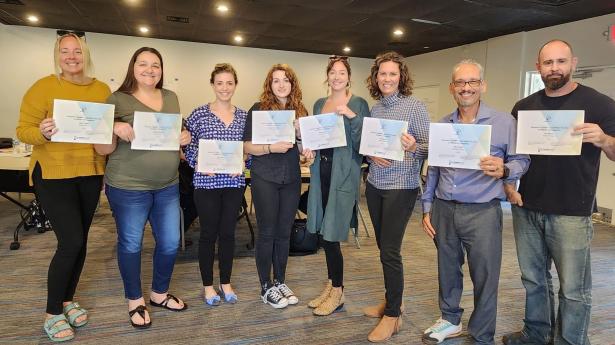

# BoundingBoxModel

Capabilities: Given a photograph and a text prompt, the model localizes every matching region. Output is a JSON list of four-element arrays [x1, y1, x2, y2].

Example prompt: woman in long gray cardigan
[[304, 56, 369, 316]]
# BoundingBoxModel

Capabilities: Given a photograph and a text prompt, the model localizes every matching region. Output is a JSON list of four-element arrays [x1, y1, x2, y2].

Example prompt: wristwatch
[[502, 165, 510, 179]]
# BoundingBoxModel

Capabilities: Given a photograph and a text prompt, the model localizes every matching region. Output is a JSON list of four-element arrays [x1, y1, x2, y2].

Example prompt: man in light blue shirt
[[421, 59, 530, 345]]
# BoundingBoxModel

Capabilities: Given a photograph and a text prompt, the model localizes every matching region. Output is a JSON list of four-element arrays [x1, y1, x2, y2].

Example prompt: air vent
[[0, 0, 25, 4], [166, 16, 190, 24], [529, 0, 579, 6]]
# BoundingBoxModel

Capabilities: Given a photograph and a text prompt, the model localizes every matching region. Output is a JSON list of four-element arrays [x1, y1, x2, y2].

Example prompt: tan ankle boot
[[313, 287, 344, 316], [308, 280, 332, 308], [367, 315, 402, 343], [363, 302, 405, 318]]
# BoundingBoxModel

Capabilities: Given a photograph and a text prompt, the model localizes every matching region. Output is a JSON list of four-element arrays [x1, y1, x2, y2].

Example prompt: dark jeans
[[432, 198, 503, 345], [105, 184, 180, 299], [320, 149, 343, 287], [251, 173, 301, 288], [33, 163, 102, 315], [194, 187, 243, 286], [365, 182, 417, 317]]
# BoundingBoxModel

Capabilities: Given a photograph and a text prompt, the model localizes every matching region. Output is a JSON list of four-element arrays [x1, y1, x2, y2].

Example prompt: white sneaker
[[275, 281, 298, 305], [261, 286, 288, 309], [422, 318, 462, 344]]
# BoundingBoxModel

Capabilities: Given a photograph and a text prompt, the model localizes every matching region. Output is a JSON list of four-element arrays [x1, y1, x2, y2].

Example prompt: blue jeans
[[512, 206, 592, 345], [106, 184, 181, 300]]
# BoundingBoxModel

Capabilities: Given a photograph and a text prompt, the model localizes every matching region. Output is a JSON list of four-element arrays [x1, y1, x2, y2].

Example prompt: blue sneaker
[[422, 318, 462, 344]]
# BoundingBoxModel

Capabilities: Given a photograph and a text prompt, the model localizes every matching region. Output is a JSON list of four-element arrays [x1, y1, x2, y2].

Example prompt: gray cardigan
[[306, 95, 370, 242]]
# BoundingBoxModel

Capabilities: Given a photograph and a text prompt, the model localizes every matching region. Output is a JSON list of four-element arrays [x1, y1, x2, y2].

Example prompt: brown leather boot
[[313, 286, 344, 316], [367, 315, 402, 342], [308, 280, 332, 309], [363, 302, 405, 318]]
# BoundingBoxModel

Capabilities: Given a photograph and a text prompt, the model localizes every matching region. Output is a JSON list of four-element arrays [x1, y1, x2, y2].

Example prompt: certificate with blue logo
[[52, 99, 114, 144], [428, 123, 492, 170], [251, 110, 296, 144], [131, 111, 182, 151], [197, 140, 244, 174], [359, 117, 408, 161], [516, 110, 584, 155], [298, 113, 347, 150]]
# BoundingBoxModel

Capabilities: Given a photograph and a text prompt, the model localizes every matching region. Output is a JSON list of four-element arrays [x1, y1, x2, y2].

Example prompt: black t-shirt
[[511, 84, 615, 216], [243, 102, 301, 184]]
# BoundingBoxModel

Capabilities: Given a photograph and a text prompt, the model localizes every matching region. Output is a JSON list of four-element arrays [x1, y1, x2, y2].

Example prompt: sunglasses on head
[[329, 55, 349, 61], [56, 30, 86, 38]]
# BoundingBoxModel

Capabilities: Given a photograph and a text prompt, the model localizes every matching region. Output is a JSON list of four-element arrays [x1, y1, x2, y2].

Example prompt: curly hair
[[210, 63, 238, 84], [366, 51, 413, 100], [259, 64, 308, 117]]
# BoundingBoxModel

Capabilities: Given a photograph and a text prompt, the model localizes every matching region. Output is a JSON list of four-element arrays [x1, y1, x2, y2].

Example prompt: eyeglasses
[[329, 55, 349, 61], [452, 80, 482, 88], [56, 30, 86, 38]]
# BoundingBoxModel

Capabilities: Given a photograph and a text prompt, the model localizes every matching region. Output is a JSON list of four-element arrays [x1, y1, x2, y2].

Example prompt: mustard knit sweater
[[16, 75, 111, 184]]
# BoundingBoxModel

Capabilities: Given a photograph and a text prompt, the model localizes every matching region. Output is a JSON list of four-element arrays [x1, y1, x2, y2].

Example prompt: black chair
[[0, 169, 51, 250]]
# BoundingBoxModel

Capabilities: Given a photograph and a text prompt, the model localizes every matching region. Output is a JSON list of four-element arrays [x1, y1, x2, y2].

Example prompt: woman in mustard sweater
[[16, 33, 111, 342]]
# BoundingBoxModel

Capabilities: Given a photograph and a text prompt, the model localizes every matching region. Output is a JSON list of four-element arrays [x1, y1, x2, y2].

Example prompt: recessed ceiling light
[[234, 35, 243, 43], [423, 46, 430, 49], [217, 4, 229, 12], [26, 15, 39, 23], [343, 46, 351, 53], [139, 26, 149, 33], [393, 29, 404, 36]]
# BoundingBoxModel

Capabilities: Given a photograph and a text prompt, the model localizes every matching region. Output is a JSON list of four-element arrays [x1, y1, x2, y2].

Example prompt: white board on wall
[[412, 85, 440, 122]]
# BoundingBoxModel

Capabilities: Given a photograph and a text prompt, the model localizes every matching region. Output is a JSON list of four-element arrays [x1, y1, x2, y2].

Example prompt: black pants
[[319, 149, 343, 288], [365, 182, 418, 317], [33, 163, 102, 315], [194, 187, 243, 286], [251, 174, 301, 288]]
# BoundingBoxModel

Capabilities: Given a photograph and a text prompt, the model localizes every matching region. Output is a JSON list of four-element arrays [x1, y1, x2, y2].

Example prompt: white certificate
[[428, 123, 492, 170], [197, 140, 244, 174], [516, 110, 584, 155], [359, 117, 408, 161], [131, 111, 182, 151], [299, 113, 347, 150], [252, 110, 296, 144], [51, 99, 114, 144]]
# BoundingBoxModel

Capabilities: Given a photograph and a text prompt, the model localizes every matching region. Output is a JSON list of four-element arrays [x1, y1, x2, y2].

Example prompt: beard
[[542, 71, 571, 91]]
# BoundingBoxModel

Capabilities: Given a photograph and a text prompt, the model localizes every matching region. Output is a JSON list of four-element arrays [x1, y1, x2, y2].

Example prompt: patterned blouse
[[367, 91, 430, 190], [183, 103, 248, 190]]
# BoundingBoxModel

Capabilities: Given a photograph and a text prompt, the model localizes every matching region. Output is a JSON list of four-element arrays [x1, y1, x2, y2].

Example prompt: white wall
[[0, 24, 375, 138], [408, 13, 615, 118]]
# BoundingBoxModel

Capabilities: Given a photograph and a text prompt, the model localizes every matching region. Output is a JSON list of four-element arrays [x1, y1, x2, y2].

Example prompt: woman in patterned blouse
[[183, 63, 248, 306]]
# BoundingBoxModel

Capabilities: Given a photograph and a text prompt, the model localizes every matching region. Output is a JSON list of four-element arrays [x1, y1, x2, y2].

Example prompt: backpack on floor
[[289, 218, 319, 256]]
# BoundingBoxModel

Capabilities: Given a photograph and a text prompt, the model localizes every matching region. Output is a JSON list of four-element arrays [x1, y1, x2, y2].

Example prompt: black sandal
[[128, 305, 152, 329], [149, 293, 188, 312]]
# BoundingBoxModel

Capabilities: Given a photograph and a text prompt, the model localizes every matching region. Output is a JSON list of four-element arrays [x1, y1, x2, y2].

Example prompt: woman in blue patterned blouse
[[183, 63, 248, 306], [362, 51, 430, 342]]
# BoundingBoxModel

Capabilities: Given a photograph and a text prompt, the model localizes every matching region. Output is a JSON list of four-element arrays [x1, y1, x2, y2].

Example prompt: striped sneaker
[[422, 318, 462, 344]]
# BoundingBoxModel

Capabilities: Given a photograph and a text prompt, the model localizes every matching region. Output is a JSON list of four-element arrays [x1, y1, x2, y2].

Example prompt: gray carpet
[[1, 190, 614, 345]]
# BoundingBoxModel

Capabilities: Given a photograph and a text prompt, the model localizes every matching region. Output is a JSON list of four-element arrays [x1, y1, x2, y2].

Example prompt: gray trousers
[[431, 198, 503, 345]]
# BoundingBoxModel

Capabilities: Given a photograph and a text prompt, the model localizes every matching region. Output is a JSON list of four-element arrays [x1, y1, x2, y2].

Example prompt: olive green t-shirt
[[105, 89, 181, 190]]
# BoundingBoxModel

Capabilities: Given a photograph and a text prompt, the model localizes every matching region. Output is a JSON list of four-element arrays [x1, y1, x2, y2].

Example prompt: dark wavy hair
[[259, 64, 307, 117], [117, 47, 164, 94], [366, 51, 413, 100], [324, 56, 352, 93], [210, 63, 238, 84]]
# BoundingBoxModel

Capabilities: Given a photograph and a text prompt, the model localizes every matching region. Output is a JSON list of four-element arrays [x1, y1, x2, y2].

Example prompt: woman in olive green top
[[95, 47, 190, 329], [304, 56, 369, 316]]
